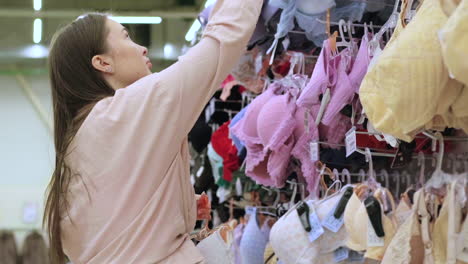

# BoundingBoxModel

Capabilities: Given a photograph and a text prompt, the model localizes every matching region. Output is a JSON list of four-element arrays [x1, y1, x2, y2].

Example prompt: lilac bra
[[321, 32, 372, 126], [296, 38, 340, 109], [296, 39, 353, 146], [239, 208, 271, 264]]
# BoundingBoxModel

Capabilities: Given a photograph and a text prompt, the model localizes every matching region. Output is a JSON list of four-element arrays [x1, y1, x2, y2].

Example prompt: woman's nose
[[142, 46, 148, 56]]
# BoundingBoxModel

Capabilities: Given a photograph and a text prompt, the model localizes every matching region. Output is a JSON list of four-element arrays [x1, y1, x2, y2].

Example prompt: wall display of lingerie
[[187, 0, 468, 263]]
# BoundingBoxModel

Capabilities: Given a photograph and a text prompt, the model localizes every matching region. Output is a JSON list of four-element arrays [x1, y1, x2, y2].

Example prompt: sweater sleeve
[[90, 0, 263, 151]]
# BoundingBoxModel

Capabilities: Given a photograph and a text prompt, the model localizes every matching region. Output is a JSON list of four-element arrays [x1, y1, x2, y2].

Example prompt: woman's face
[[101, 18, 153, 88]]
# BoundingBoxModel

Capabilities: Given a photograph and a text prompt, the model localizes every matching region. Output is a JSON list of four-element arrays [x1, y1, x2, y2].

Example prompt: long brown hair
[[44, 13, 115, 264]]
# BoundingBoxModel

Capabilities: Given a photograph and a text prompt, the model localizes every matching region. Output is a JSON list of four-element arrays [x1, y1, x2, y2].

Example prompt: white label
[[345, 127, 357, 157], [334, 247, 349, 262], [308, 208, 325, 242], [322, 202, 345, 233], [282, 37, 290, 51], [209, 99, 216, 115], [205, 107, 211, 123], [367, 218, 385, 247], [22, 202, 39, 224], [310, 142, 320, 161], [236, 178, 243, 196], [196, 166, 204, 178], [255, 54, 263, 74]]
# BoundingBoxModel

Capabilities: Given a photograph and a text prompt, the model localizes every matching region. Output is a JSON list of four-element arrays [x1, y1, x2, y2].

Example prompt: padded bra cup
[[270, 191, 348, 264], [359, 0, 468, 142], [344, 191, 397, 260]]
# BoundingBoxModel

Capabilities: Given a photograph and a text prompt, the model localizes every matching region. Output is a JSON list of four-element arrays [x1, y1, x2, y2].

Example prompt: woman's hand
[[196, 193, 211, 220]]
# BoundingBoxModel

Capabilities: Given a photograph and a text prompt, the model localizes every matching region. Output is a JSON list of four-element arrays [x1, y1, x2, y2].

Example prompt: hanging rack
[[313, 140, 397, 157], [315, 18, 384, 29]]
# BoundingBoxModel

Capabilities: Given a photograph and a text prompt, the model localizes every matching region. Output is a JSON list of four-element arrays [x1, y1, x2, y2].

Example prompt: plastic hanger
[[379, 169, 390, 189], [364, 148, 379, 189], [369, 0, 401, 56], [341, 168, 352, 185], [425, 132, 453, 191], [336, 19, 352, 52]]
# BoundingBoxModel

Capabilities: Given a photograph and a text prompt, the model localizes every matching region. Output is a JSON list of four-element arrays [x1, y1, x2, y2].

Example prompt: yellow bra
[[360, 0, 468, 142], [344, 187, 397, 260], [439, 0, 468, 120]]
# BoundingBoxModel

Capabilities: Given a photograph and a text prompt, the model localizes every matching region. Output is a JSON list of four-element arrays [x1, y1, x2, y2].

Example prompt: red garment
[[211, 121, 240, 182], [356, 129, 390, 150]]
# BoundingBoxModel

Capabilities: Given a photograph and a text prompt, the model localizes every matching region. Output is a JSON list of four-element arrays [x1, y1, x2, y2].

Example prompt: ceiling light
[[109, 16, 162, 24], [33, 0, 42, 11], [21, 44, 49, 59], [33, 18, 42, 44], [185, 20, 201, 42]]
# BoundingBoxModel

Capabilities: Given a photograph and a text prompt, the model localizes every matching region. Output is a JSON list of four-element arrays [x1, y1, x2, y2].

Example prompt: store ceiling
[[0, 0, 206, 70]]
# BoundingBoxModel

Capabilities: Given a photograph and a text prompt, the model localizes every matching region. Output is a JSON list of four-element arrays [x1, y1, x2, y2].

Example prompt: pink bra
[[296, 38, 340, 109], [321, 33, 371, 126], [230, 81, 298, 187]]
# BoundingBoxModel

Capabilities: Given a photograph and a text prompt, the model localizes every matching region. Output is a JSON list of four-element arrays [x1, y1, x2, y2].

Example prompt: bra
[[359, 0, 467, 142], [297, 38, 339, 109], [270, 188, 348, 264], [446, 180, 467, 264], [344, 187, 397, 260], [229, 106, 248, 155], [240, 208, 271, 264], [439, 0, 468, 119], [197, 228, 234, 264], [381, 184, 460, 264], [231, 223, 245, 264], [269, 0, 366, 47]]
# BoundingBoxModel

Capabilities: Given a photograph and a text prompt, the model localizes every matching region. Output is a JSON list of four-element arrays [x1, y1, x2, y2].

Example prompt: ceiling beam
[[0, 9, 199, 19]]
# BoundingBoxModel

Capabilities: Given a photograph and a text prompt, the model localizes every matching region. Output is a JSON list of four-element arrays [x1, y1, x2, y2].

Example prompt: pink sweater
[[60, 1, 262, 263]]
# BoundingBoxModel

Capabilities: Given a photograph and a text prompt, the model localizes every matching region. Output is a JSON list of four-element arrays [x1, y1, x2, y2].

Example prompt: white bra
[[197, 228, 234, 264]]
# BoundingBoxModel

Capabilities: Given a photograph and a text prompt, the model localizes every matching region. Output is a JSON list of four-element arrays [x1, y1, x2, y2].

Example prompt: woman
[[43, 0, 262, 263]]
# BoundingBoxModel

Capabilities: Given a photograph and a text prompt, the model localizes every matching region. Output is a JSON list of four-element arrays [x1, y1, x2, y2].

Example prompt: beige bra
[[344, 186, 397, 260], [381, 183, 464, 264]]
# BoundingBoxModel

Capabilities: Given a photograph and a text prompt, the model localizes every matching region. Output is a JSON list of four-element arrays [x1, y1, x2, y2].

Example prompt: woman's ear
[[91, 54, 113, 73]]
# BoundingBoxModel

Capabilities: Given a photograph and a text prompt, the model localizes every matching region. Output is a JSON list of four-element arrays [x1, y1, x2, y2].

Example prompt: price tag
[[345, 126, 357, 157], [310, 142, 320, 161], [322, 201, 345, 233], [348, 250, 365, 262], [334, 247, 349, 262], [308, 207, 325, 242], [367, 218, 385, 247]]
